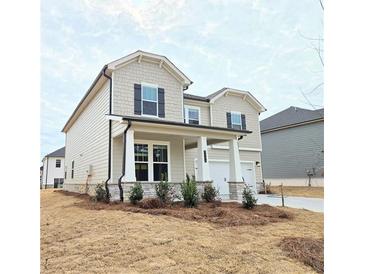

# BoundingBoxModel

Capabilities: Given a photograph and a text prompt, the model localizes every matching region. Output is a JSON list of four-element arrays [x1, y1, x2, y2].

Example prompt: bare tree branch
[[319, 0, 324, 11]]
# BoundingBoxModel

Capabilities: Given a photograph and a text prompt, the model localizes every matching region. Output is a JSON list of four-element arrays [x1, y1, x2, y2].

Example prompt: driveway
[[257, 194, 324, 213]]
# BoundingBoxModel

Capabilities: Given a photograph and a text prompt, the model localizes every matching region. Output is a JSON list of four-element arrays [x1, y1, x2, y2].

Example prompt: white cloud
[[82, 0, 189, 37]]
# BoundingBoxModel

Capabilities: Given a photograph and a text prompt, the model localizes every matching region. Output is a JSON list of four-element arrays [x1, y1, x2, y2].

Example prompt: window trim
[[135, 139, 171, 182], [230, 111, 242, 130], [141, 82, 159, 118], [184, 105, 201, 125]]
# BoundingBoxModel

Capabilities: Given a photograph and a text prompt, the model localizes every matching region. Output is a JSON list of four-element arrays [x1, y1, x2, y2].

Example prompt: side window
[[71, 160, 74, 179], [184, 106, 200, 125], [56, 159, 61, 168]]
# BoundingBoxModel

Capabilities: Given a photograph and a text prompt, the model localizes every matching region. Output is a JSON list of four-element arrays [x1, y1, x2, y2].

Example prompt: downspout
[[117, 120, 132, 202], [103, 66, 112, 201]]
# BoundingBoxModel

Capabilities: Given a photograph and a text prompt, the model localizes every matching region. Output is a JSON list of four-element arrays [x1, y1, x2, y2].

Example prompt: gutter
[[103, 66, 112, 201], [117, 121, 132, 202]]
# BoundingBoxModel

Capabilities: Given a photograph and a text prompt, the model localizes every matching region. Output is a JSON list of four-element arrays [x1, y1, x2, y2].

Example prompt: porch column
[[229, 138, 241, 182], [196, 136, 210, 181], [122, 129, 136, 182]]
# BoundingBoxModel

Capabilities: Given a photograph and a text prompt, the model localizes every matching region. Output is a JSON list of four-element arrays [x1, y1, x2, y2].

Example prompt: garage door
[[209, 161, 230, 198], [241, 162, 257, 194], [209, 161, 257, 198]]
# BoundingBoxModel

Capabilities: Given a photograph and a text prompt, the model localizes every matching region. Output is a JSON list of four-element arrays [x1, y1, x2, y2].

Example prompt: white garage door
[[209, 161, 230, 199], [241, 162, 257, 194], [209, 161, 257, 198]]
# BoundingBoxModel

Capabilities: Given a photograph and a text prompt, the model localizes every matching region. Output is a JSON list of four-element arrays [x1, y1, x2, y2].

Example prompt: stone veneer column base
[[228, 181, 246, 200]]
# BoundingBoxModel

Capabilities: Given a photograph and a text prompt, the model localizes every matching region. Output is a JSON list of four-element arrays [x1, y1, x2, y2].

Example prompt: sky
[[41, 0, 323, 160]]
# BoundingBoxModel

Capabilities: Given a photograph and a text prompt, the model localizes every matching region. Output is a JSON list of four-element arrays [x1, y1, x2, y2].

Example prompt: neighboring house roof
[[184, 87, 266, 113], [260, 106, 324, 133], [62, 50, 193, 133], [44, 147, 65, 158]]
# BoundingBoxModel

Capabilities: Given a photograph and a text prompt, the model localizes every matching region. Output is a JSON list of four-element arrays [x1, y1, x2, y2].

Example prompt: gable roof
[[45, 147, 65, 158], [260, 106, 324, 133], [62, 50, 193, 133], [184, 87, 266, 113]]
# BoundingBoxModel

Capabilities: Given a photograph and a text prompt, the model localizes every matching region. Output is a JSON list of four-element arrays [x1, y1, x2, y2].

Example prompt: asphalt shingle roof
[[45, 147, 65, 158], [260, 106, 324, 132]]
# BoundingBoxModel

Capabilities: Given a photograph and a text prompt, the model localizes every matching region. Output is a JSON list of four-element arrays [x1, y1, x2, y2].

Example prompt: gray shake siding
[[261, 121, 324, 179]]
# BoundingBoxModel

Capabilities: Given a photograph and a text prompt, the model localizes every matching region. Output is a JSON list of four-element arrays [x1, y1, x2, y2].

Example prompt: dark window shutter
[[158, 88, 165, 118], [241, 114, 246, 130], [226, 112, 232, 128], [134, 84, 142, 115]]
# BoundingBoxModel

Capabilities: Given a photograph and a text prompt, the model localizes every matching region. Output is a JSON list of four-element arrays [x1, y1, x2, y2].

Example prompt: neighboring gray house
[[260, 106, 324, 186], [41, 147, 65, 189]]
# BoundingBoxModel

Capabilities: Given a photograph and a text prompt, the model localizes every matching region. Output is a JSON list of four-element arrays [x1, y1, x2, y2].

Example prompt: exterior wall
[[185, 147, 263, 184], [183, 99, 211, 126], [265, 178, 324, 187], [42, 157, 65, 187], [113, 60, 184, 122], [261, 121, 324, 185], [63, 82, 109, 193], [211, 95, 262, 149]]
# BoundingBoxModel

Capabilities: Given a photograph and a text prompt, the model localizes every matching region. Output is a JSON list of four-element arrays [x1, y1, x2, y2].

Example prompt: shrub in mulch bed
[[56, 191, 293, 227], [139, 198, 165, 209], [279, 237, 324, 273]]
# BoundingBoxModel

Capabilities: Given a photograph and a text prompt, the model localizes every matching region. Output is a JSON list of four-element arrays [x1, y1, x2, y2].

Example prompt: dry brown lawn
[[41, 189, 323, 274], [269, 186, 324, 199]]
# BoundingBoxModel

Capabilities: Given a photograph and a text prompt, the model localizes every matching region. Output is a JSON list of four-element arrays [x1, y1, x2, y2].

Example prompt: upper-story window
[[142, 84, 158, 117], [184, 106, 200, 125], [56, 159, 61, 168], [231, 112, 243, 130]]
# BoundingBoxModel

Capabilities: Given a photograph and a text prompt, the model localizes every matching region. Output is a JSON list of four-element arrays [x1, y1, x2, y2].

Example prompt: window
[[184, 106, 200, 125], [231, 112, 242, 130], [142, 84, 158, 116], [56, 159, 61, 168], [134, 142, 169, 182], [153, 145, 168, 181], [71, 160, 74, 179], [135, 144, 148, 181]]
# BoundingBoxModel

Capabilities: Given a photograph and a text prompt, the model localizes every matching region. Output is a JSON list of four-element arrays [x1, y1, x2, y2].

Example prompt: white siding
[[42, 157, 65, 186], [211, 95, 262, 149], [64, 82, 109, 191], [183, 99, 211, 126]]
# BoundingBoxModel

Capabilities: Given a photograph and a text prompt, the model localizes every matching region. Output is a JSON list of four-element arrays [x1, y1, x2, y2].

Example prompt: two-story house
[[41, 146, 65, 188], [62, 50, 266, 201]]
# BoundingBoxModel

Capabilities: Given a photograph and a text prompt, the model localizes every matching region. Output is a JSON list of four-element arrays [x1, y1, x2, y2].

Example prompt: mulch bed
[[279, 237, 324, 273], [56, 190, 293, 227]]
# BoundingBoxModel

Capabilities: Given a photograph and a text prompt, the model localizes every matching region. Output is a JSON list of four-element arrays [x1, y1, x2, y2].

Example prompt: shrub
[[258, 181, 273, 194], [94, 183, 111, 203], [155, 179, 174, 204], [129, 183, 144, 205], [201, 184, 219, 202], [139, 197, 165, 209], [242, 186, 257, 209], [180, 175, 199, 208]]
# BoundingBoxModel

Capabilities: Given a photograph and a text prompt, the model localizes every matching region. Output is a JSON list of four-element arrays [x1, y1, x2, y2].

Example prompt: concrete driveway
[[257, 194, 324, 213]]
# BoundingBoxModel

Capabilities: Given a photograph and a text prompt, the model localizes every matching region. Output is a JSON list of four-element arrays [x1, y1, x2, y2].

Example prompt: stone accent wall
[[228, 181, 246, 200], [64, 181, 212, 202]]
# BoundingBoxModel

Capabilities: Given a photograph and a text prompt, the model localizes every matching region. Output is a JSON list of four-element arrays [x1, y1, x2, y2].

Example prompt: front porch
[[108, 115, 251, 201]]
